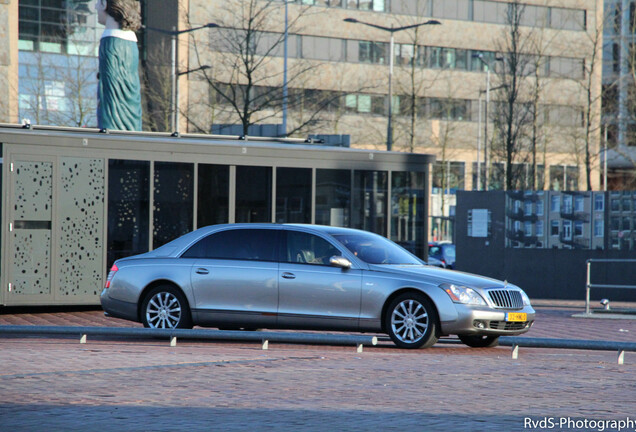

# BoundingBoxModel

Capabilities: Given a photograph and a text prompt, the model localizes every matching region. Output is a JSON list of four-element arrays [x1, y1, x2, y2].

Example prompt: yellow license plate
[[506, 313, 527, 322]]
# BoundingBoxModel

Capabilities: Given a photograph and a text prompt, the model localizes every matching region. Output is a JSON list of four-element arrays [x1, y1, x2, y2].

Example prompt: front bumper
[[440, 303, 536, 336], [100, 289, 139, 322]]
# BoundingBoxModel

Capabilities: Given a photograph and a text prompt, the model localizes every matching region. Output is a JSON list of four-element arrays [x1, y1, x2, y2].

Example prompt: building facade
[[0, 124, 433, 306], [602, 0, 636, 188], [1, 0, 606, 242]]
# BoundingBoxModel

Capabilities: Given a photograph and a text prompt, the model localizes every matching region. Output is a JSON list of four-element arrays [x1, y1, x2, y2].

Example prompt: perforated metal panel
[[10, 161, 53, 296], [58, 158, 105, 297]]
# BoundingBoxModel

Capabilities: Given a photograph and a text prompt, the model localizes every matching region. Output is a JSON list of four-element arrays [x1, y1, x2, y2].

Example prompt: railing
[[585, 259, 636, 314], [0, 325, 378, 353]]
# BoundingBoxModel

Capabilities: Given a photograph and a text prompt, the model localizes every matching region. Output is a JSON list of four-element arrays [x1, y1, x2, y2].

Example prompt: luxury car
[[101, 224, 535, 349]]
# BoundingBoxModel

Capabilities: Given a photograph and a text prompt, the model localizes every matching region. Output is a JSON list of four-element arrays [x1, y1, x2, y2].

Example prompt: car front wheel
[[141, 285, 193, 329], [385, 292, 439, 349], [458, 334, 500, 348]]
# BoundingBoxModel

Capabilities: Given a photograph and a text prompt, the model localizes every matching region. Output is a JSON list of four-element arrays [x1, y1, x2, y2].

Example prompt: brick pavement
[[0, 303, 634, 431]]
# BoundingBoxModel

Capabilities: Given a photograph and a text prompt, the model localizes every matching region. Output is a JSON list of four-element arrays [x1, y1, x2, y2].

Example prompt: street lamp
[[344, 17, 441, 151], [472, 53, 503, 190], [144, 23, 218, 133]]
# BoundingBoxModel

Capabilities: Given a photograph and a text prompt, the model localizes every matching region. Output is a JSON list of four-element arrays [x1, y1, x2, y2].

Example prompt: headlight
[[440, 283, 486, 306], [520, 290, 531, 306]]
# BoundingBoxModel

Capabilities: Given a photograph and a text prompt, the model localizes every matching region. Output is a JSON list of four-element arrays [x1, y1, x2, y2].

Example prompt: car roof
[[149, 223, 376, 258]]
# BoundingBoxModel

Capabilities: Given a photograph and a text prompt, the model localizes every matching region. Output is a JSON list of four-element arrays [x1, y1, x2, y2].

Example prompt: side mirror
[[329, 256, 352, 269]]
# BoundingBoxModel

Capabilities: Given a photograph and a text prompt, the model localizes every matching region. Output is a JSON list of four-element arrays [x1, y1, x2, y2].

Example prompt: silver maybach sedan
[[101, 224, 535, 349]]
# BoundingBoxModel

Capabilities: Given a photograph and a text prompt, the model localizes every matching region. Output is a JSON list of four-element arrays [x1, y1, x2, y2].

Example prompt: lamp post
[[472, 53, 503, 190], [144, 23, 218, 133], [283, 0, 289, 137], [344, 18, 441, 151]]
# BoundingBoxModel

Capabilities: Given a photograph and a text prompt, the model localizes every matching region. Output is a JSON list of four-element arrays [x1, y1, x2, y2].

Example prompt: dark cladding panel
[[153, 162, 194, 249], [107, 160, 150, 267]]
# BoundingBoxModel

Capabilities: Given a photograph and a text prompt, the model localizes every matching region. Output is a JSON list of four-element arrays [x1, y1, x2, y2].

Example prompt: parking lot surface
[[0, 300, 635, 432]]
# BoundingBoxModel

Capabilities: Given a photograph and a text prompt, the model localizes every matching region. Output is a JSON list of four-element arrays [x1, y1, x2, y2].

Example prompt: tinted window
[[333, 232, 421, 265], [182, 229, 279, 261], [283, 231, 342, 266]]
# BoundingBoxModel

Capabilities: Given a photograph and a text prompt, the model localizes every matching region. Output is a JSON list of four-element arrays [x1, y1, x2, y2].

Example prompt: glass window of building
[[549, 166, 565, 190], [524, 201, 533, 216], [537, 220, 544, 236], [432, 162, 465, 193], [489, 163, 505, 191], [563, 195, 573, 214], [153, 162, 194, 249], [197, 164, 229, 228], [316, 169, 351, 227], [623, 216, 632, 231], [473, 0, 508, 24], [574, 195, 584, 212], [551, 220, 560, 236], [611, 217, 620, 231], [276, 167, 312, 223], [562, 220, 572, 240], [107, 160, 150, 267], [622, 197, 632, 211], [594, 194, 604, 211], [391, 172, 426, 258], [352, 171, 388, 236], [550, 195, 560, 212], [550, 7, 586, 31], [611, 198, 620, 212], [301, 36, 343, 62], [431, 0, 470, 20], [236, 166, 272, 223], [524, 221, 532, 237], [537, 200, 544, 216], [574, 221, 583, 237], [594, 220, 604, 237]]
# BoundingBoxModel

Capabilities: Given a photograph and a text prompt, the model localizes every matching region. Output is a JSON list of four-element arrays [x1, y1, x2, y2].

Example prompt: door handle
[[196, 268, 209, 275], [281, 272, 296, 279]]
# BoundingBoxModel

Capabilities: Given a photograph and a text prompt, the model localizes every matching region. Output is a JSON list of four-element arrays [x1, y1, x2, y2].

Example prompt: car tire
[[458, 334, 500, 348], [385, 292, 439, 349], [141, 285, 193, 329]]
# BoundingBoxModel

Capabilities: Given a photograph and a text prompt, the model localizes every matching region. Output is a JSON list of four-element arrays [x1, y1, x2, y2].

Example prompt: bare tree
[[140, 39, 173, 132], [186, 0, 336, 137], [492, 0, 533, 190], [575, 6, 605, 190]]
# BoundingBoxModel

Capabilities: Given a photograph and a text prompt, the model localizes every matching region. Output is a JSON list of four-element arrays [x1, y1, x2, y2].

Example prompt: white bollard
[[262, 339, 269, 350], [618, 350, 625, 365], [80, 334, 87, 344], [512, 344, 519, 360], [170, 336, 177, 347]]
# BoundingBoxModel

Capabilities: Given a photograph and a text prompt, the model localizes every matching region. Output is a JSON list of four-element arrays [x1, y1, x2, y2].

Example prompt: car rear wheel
[[141, 286, 193, 329], [458, 334, 500, 348], [385, 292, 439, 349]]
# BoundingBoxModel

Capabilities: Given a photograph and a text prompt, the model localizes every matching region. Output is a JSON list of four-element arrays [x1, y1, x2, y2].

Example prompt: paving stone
[[0, 302, 634, 431]]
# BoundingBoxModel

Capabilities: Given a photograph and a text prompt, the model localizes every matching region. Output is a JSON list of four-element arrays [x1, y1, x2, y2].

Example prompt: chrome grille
[[488, 289, 523, 309], [489, 321, 529, 331]]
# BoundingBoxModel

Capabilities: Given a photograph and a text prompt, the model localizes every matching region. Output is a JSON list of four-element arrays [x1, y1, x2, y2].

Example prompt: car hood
[[367, 264, 517, 290]]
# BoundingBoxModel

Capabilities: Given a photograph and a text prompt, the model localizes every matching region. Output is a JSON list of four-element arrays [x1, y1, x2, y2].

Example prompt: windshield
[[331, 232, 423, 265]]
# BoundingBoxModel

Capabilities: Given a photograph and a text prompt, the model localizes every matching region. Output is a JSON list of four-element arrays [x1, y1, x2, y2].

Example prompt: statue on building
[[96, 0, 142, 131]]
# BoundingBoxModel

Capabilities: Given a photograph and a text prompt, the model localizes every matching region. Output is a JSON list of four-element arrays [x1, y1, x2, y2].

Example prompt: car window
[[429, 246, 441, 256], [181, 229, 279, 261], [444, 245, 456, 260], [332, 232, 422, 265], [283, 231, 342, 266]]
